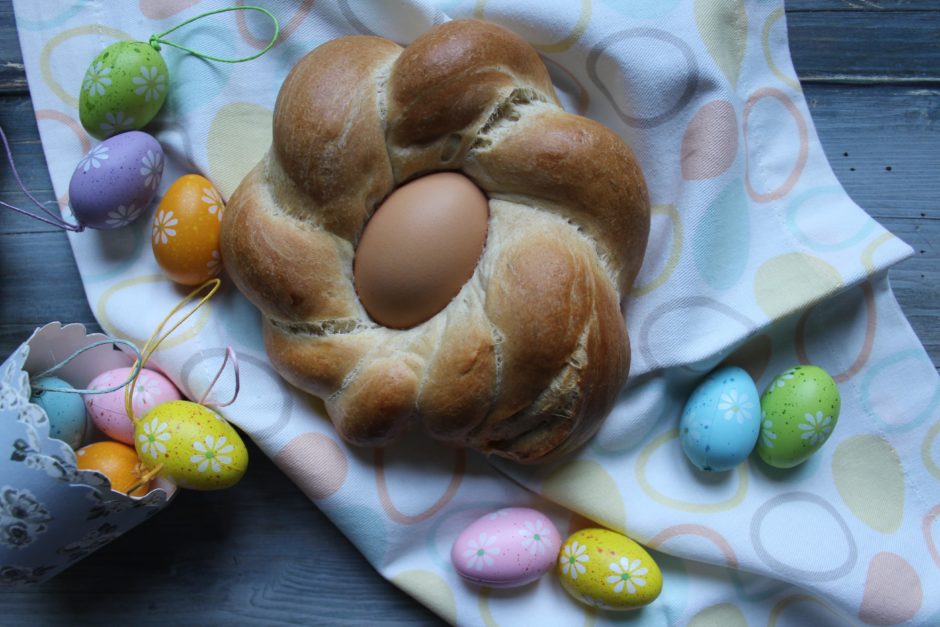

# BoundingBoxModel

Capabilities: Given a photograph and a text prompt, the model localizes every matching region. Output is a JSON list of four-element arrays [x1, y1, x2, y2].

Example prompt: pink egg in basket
[[84, 367, 181, 444], [451, 507, 560, 588]]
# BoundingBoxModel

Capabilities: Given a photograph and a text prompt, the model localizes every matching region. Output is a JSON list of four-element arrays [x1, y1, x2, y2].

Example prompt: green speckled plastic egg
[[757, 365, 841, 468], [79, 41, 168, 140], [135, 400, 248, 490]]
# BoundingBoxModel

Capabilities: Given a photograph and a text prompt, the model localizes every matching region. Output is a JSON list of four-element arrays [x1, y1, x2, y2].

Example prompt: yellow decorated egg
[[135, 400, 247, 490], [152, 174, 225, 285], [557, 528, 662, 611]]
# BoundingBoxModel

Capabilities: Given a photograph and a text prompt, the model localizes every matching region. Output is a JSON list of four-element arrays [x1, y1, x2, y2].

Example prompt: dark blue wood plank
[[787, 10, 940, 82], [787, 0, 940, 11]]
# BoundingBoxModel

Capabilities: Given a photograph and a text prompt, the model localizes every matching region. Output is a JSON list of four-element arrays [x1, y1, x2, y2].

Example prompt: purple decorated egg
[[68, 130, 164, 229], [84, 367, 181, 444], [451, 507, 560, 588]]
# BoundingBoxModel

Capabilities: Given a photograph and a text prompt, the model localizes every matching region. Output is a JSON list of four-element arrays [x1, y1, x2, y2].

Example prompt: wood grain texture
[[0, 2, 937, 625], [787, 0, 940, 11], [788, 10, 940, 82]]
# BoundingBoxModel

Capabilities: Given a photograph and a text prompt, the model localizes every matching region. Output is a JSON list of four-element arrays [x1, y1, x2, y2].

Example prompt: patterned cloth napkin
[[12, 0, 940, 624]]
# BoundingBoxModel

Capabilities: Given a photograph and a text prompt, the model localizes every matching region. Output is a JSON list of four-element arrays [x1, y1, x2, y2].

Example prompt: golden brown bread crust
[[221, 20, 650, 463]]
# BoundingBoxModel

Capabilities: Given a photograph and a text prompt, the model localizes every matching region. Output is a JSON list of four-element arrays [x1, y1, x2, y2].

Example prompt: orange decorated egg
[[152, 174, 224, 285], [76, 441, 151, 496]]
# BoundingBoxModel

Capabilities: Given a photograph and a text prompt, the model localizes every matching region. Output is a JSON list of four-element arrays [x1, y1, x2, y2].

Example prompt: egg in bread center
[[353, 172, 489, 329]]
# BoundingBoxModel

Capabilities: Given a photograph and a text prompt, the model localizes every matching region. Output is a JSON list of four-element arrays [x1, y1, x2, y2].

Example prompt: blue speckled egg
[[30, 376, 87, 449], [679, 366, 760, 472], [68, 130, 164, 230]]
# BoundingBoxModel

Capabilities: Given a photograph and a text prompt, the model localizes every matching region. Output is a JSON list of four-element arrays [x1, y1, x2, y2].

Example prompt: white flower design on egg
[[518, 518, 550, 555], [771, 370, 796, 390], [140, 150, 163, 189], [463, 533, 499, 571], [78, 144, 109, 173], [202, 187, 224, 221], [138, 417, 170, 459], [717, 388, 753, 423], [605, 557, 648, 594], [132, 66, 166, 102], [799, 411, 833, 446], [560, 541, 589, 580], [152, 209, 178, 245], [190, 434, 236, 473], [105, 203, 140, 228], [82, 61, 111, 97], [99, 111, 135, 135]]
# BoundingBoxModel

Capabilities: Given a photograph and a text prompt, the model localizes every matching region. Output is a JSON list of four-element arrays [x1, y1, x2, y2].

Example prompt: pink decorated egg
[[451, 507, 560, 588], [84, 367, 181, 444]]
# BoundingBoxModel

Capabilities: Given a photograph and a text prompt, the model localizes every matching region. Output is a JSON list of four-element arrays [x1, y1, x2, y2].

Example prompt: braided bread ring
[[221, 20, 650, 463]]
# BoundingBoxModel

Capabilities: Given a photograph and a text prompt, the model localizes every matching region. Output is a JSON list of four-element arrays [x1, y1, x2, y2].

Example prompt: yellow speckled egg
[[134, 400, 247, 490], [152, 174, 225, 285], [557, 528, 662, 611]]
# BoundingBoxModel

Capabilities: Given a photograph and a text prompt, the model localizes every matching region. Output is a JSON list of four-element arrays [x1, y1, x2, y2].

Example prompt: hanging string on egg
[[30, 338, 144, 394], [0, 126, 83, 231], [79, 5, 280, 140], [121, 278, 249, 494], [28, 337, 145, 451]]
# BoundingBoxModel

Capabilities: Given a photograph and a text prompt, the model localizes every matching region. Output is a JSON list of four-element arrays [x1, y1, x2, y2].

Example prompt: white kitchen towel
[[12, 0, 940, 624]]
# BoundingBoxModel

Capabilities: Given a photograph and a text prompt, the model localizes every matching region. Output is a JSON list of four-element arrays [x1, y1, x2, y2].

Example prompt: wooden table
[[1, 2, 936, 624]]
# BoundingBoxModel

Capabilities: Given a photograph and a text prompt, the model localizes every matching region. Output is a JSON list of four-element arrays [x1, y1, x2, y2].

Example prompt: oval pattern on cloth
[[795, 282, 876, 384], [925, 505, 940, 568], [341, 0, 438, 43], [474, 0, 591, 53], [695, 0, 747, 89], [274, 432, 349, 500], [859, 552, 923, 625], [636, 429, 748, 513], [374, 447, 465, 525], [162, 26, 236, 117], [630, 204, 683, 298], [753, 253, 842, 320], [688, 602, 748, 627], [750, 491, 857, 581], [208, 102, 273, 198], [586, 28, 698, 129], [236, 0, 316, 49], [681, 100, 738, 180], [600, 0, 682, 20], [139, 0, 201, 20], [861, 349, 940, 434], [389, 570, 457, 625], [743, 87, 809, 203], [638, 296, 756, 370], [832, 435, 904, 533], [925, 421, 940, 480], [693, 179, 749, 290], [541, 460, 626, 532]]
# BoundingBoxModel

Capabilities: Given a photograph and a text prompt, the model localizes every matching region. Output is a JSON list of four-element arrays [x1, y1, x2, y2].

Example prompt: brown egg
[[354, 172, 489, 329]]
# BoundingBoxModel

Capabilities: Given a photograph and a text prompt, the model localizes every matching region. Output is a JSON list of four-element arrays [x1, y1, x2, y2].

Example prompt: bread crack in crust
[[221, 19, 650, 463]]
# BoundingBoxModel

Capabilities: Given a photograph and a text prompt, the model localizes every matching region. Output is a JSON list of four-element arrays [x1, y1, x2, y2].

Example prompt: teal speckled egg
[[135, 400, 248, 490], [30, 376, 86, 449], [757, 365, 841, 468], [79, 41, 168, 140]]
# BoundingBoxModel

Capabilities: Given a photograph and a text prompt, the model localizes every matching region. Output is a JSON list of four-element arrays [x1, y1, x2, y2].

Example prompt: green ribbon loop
[[148, 5, 280, 63]]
